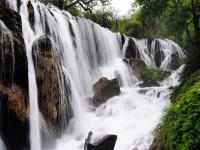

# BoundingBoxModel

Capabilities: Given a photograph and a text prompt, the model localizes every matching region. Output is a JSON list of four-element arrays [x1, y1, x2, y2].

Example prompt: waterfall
[[1, 0, 185, 149], [122, 37, 185, 71]]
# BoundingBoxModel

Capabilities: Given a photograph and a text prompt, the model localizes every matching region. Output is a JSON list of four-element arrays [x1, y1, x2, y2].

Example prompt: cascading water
[[1, 0, 185, 150]]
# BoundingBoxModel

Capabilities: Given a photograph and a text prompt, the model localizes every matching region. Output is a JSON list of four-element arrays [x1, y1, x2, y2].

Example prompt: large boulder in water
[[32, 36, 73, 135], [0, 6, 29, 149], [87, 135, 117, 150], [92, 77, 120, 107]]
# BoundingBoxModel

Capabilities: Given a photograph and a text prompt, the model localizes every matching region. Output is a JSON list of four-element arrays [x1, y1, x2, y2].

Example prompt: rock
[[32, 36, 73, 135], [129, 59, 146, 81], [149, 124, 167, 150], [125, 38, 140, 59], [17, 0, 22, 12], [154, 40, 164, 68], [170, 53, 182, 70], [0, 5, 28, 88], [0, 83, 29, 149], [32, 36, 61, 123], [155, 50, 164, 68], [92, 77, 120, 107], [87, 135, 117, 150], [27, 1, 34, 29], [0, 6, 29, 149]]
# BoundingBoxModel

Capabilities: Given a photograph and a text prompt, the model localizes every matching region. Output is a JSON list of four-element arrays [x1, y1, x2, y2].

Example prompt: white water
[[19, 1, 42, 150], [2, 0, 184, 150], [122, 37, 185, 71]]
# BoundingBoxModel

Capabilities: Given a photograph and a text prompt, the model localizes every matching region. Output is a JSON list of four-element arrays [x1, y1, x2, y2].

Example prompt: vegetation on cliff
[[151, 69, 200, 150]]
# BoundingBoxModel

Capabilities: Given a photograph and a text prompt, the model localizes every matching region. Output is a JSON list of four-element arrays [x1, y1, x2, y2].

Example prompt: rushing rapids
[[0, 0, 185, 150]]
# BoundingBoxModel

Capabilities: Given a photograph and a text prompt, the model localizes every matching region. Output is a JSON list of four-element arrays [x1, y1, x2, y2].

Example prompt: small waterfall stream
[[1, 0, 185, 150]]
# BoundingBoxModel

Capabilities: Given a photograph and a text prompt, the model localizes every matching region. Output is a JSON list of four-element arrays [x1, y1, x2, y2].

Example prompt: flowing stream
[[1, 0, 185, 150]]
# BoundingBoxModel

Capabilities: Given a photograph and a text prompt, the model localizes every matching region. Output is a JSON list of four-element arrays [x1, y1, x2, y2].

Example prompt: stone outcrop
[[170, 52, 182, 70], [87, 135, 117, 150], [125, 38, 141, 59], [129, 59, 146, 81], [92, 77, 120, 107], [0, 6, 29, 149], [32, 36, 73, 135], [149, 124, 166, 150], [0, 83, 29, 149], [27, 0, 34, 29]]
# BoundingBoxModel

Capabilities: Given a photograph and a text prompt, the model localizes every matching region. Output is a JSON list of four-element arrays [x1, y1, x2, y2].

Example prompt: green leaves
[[163, 75, 200, 150]]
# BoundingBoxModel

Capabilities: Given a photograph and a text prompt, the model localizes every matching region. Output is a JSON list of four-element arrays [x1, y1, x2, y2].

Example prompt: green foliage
[[83, 9, 115, 29], [143, 66, 170, 85], [163, 73, 200, 149]]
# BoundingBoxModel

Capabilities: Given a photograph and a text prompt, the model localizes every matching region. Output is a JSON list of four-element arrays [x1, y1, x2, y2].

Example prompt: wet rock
[[0, 83, 29, 149], [87, 135, 117, 150], [27, 1, 34, 29], [129, 59, 146, 81], [32, 36, 60, 123], [17, 0, 21, 12], [92, 77, 120, 107], [170, 53, 182, 70], [0, 6, 29, 149], [32, 36, 73, 135], [155, 50, 164, 68], [149, 124, 167, 150], [0, 5, 28, 88], [125, 38, 140, 59]]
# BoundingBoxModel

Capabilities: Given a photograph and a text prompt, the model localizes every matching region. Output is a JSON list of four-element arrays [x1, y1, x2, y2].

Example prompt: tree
[[44, 0, 109, 11]]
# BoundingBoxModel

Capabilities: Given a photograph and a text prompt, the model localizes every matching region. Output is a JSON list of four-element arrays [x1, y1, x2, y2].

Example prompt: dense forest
[[0, 0, 200, 150]]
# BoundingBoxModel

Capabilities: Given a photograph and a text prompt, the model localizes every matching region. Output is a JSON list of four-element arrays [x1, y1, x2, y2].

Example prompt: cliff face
[[0, 5, 29, 149]]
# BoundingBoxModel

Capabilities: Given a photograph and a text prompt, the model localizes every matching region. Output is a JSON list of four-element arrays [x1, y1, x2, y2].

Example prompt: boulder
[[87, 135, 117, 150], [32, 36, 73, 135], [92, 77, 120, 107]]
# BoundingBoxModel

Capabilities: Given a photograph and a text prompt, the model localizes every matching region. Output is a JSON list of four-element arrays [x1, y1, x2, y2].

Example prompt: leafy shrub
[[163, 71, 200, 150], [142, 66, 170, 86]]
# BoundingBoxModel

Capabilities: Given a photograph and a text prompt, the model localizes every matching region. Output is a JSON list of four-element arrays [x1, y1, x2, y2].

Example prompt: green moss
[[162, 69, 200, 150]]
